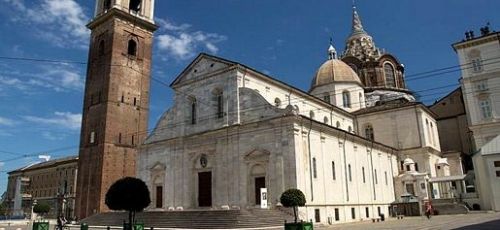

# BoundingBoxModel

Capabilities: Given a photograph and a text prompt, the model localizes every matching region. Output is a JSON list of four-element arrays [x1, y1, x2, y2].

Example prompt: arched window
[[359, 92, 363, 106], [336, 121, 340, 128], [384, 63, 396, 88], [274, 98, 281, 107], [348, 126, 352, 133], [216, 90, 224, 118], [98, 40, 105, 56], [309, 110, 315, 119], [323, 116, 329, 124], [348, 63, 358, 73], [103, 0, 111, 11], [129, 0, 142, 12], [342, 91, 351, 108], [128, 39, 137, 56], [190, 97, 197, 124], [365, 124, 374, 141]]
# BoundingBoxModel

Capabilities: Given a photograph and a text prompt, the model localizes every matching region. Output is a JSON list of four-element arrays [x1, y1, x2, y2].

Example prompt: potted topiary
[[105, 177, 151, 230], [32, 201, 50, 230], [280, 189, 312, 230]]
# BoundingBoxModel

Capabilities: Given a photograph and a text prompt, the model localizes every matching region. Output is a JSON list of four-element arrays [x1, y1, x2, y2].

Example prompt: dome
[[311, 59, 362, 89]]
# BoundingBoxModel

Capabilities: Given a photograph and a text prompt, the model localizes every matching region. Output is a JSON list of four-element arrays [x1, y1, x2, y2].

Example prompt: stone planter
[[123, 222, 144, 230], [284, 222, 313, 230], [32, 221, 49, 230]]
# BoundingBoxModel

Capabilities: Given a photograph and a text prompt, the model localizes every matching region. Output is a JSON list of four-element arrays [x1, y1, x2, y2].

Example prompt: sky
[[0, 0, 499, 194]]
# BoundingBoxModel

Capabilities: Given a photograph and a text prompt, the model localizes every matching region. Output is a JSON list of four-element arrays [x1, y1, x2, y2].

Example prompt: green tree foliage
[[33, 201, 51, 215], [280, 189, 306, 223], [0, 202, 7, 216], [105, 177, 151, 228]]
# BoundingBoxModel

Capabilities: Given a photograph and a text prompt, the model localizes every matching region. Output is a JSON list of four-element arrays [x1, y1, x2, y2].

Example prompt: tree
[[105, 177, 151, 228], [280, 189, 306, 223], [33, 201, 51, 217], [0, 202, 6, 217]]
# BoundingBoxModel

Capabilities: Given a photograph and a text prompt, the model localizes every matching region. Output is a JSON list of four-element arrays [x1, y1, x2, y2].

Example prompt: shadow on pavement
[[453, 219, 500, 230]]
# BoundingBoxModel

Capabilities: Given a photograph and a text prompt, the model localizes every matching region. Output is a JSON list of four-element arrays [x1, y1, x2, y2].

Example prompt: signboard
[[260, 188, 268, 209]]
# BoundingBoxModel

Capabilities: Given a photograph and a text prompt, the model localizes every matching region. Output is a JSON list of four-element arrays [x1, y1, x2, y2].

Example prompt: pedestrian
[[425, 203, 433, 219], [57, 215, 65, 230]]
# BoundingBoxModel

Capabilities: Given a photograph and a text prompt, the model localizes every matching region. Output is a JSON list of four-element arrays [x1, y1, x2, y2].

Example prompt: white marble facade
[[138, 54, 400, 224]]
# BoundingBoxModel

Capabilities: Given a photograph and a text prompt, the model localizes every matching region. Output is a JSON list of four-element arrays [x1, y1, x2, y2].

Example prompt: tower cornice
[[87, 8, 158, 32]]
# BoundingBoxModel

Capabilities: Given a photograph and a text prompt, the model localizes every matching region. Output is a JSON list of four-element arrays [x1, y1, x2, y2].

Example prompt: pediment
[[170, 53, 236, 87], [244, 149, 271, 162], [150, 162, 166, 171]]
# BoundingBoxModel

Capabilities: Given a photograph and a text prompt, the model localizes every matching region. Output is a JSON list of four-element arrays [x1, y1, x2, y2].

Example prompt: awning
[[429, 175, 466, 183]]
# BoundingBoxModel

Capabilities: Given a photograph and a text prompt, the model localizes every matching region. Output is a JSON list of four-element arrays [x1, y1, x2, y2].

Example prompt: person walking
[[425, 202, 433, 219]]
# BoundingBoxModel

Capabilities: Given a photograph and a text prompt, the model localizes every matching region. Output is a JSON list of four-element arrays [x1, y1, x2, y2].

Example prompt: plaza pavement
[[1, 212, 500, 230], [317, 212, 500, 230]]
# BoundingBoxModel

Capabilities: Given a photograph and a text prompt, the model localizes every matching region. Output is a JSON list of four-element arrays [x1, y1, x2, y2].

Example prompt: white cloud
[[23, 112, 82, 131], [4, 0, 90, 48], [0, 117, 16, 126], [155, 18, 226, 60], [0, 65, 84, 93], [41, 131, 68, 141]]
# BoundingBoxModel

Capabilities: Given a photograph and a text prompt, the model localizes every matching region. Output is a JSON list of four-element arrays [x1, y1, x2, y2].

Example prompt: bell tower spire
[[76, 0, 157, 219]]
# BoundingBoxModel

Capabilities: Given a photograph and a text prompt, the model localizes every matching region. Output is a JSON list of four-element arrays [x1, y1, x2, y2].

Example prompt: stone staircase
[[432, 199, 469, 215], [80, 209, 294, 229]]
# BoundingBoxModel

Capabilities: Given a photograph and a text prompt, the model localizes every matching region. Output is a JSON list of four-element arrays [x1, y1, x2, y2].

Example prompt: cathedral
[[136, 4, 467, 224], [72, 0, 472, 224]]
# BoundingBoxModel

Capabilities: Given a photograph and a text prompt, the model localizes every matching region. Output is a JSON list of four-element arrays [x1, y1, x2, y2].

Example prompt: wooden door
[[198, 172, 212, 207], [254, 177, 266, 205], [156, 186, 163, 208]]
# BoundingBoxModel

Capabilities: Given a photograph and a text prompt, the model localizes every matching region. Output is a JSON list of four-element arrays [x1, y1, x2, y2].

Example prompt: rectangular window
[[476, 80, 488, 91], [365, 207, 369, 218], [480, 99, 492, 119], [348, 164, 352, 182], [496, 171, 500, 177], [374, 169, 378, 184], [385, 171, 388, 185], [131, 135, 135, 145], [133, 97, 137, 106], [472, 58, 483, 72], [314, 209, 320, 223], [351, 208, 356, 219], [494, 161, 500, 167], [118, 133, 122, 144], [313, 158, 317, 179], [324, 95, 331, 104], [90, 131, 96, 144], [362, 167, 366, 183], [415, 163, 419, 172], [332, 161, 336, 180], [377, 207, 381, 216], [217, 93, 224, 118], [400, 161, 404, 171], [334, 208, 339, 221]]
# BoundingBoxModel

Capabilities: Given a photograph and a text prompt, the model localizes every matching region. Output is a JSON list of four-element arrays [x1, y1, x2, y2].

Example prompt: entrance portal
[[156, 186, 163, 208], [255, 177, 266, 205], [198, 171, 212, 207]]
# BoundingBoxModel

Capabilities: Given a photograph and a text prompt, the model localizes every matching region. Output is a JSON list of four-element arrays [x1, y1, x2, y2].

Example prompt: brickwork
[[75, 3, 156, 219]]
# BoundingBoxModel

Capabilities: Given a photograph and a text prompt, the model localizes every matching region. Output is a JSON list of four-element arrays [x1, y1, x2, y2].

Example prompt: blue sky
[[0, 0, 499, 194]]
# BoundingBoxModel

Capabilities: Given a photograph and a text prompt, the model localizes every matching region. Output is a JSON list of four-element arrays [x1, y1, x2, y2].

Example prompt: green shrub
[[280, 189, 306, 223]]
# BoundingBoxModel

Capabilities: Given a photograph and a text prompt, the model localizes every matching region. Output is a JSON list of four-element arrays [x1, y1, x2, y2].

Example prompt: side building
[[5, 156, 78, 219], [453, 26, 500, 211]]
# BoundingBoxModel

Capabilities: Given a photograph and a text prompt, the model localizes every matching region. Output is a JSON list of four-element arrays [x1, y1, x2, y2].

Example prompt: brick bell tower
[[76, 0, 157, 219]]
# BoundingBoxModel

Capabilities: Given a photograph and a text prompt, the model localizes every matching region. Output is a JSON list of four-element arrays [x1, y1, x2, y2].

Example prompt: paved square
[[317, 212, 500, 230]]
